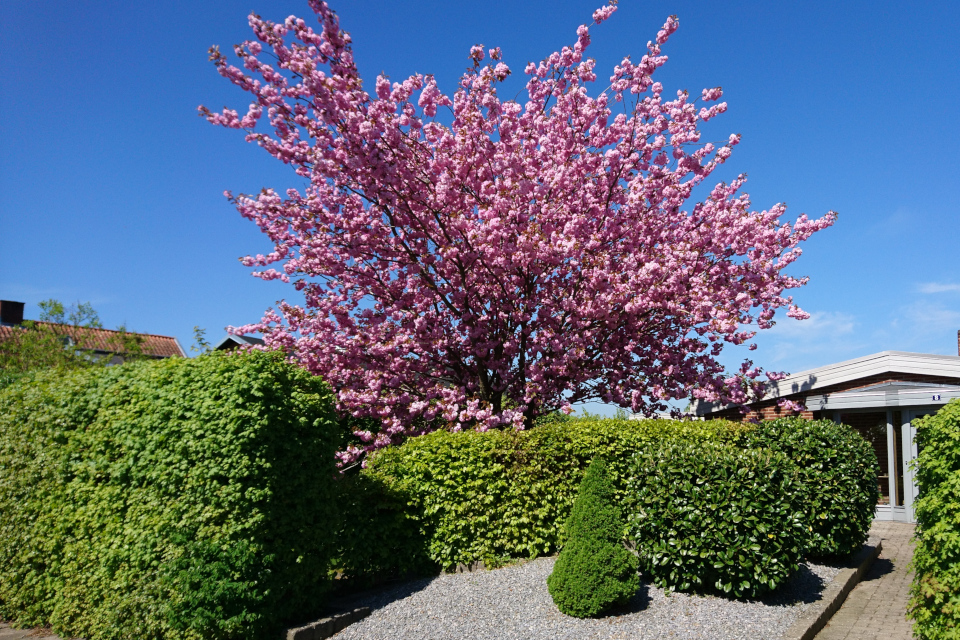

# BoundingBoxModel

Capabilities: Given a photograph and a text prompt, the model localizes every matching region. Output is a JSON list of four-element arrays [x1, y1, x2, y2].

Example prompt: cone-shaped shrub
[[547, 457, 639, 617]]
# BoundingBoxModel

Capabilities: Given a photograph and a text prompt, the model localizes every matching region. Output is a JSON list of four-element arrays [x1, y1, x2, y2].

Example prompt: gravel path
[[331, 557, 841, 640]]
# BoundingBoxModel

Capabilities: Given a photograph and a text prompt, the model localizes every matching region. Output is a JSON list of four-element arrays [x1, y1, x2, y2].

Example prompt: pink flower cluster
[[201, 1, 835, 465]]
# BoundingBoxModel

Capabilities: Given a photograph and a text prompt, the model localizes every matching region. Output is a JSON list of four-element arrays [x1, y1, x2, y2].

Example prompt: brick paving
[[815, 521, 916, 640]]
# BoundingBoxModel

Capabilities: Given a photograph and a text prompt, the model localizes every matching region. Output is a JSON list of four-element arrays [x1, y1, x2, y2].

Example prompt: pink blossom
[[701, 86, 723, 102], [592, 4, 617, 24], [202, 2, 834, 465], [777, 398, 806, 413]]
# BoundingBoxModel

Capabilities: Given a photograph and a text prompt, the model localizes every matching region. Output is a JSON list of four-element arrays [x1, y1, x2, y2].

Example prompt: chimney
[[957, 329, 960, 356], [0, 300, 25, 326]]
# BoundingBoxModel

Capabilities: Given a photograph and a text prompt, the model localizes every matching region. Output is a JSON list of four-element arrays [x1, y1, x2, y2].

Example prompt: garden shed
[[694, 344, 960, 523]]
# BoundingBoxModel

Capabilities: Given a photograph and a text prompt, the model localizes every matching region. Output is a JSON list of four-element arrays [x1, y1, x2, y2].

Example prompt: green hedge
[[0, 351, 341, 640], [336, 417, 747, 576], [909, 400, 960, 640], [627, 440, 809, 598], [744, 417, 879, 557]]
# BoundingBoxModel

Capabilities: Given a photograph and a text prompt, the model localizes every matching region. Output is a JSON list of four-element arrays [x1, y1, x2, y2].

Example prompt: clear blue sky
[[3, 1, 959, 412]]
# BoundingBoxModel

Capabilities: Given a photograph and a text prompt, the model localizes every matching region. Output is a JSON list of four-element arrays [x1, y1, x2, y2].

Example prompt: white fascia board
[[766, 351, 960, 400], [173, 338, 187, 357], [806, 384, 960, 411]]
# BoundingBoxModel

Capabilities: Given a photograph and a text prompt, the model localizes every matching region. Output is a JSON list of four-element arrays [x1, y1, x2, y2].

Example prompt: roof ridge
[[775, 350, 960, 381]]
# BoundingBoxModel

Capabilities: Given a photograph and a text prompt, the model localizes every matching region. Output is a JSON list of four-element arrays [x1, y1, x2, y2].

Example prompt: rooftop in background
[[214, 334, 265, 351], [0, 299, 185, 360], [757, 350, 960, 400], [0, 322, 186, 359]]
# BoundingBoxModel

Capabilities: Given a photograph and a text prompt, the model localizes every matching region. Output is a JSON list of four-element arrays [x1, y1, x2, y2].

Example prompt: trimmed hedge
[[909, 400, 960, 640], [627, 440, 809, 598], [0, 351, 341, 640], [547, 458, 639, 617], [335, 417, 747, 576], [744, 417, 880, 558]]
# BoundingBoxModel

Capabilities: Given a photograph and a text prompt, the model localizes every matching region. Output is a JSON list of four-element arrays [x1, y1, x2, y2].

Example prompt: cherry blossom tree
[[201, 1, 835, 464]]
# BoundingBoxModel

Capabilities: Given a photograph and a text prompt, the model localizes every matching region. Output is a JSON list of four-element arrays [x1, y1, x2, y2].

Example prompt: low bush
[[345, 417, 746, 573], [0, 351, 341, 640], [744, 417, 879, 558], [547, 458, 639, 617], [627, 440, 808, 598], [909, 400, 960, 640]]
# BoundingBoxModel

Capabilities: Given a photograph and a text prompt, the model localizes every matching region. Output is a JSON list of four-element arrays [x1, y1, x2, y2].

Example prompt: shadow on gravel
[[760, 564, 827, 606], [600, 582, 652, 616], [325, 575, 437, 615]]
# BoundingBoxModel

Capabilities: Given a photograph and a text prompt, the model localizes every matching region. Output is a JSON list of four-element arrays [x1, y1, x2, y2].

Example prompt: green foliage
[[190, 326, 212, 354], [0, 299, 106, 389], [547, 458, 639, 617], [0, 351, 341, 640], [0, 322, 89, 389], [0, 299, 154, 389], [349, 417, 747, 573], [38, 298, 103, 328], [744, 417, 879, 557], [334, 472, 436, 584], [627, 440, 809, 599], [909, 400, 960, 640]]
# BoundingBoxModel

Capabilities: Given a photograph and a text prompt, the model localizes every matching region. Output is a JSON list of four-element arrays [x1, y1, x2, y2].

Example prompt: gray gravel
[[330, 557, 841, 640]]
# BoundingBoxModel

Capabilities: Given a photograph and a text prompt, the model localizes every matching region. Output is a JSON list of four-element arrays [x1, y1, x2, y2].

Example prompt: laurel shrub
[[743, 417, 879, 558], [627, 440, 809, 598]]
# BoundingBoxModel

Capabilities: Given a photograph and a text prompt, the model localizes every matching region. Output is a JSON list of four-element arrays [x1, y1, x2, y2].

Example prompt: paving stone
[[815, 521, 915, 640]]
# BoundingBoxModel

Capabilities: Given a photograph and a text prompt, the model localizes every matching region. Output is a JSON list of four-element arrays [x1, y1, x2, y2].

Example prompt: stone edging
[[285, 607, 371, 640], [780, 537, 882, 640]]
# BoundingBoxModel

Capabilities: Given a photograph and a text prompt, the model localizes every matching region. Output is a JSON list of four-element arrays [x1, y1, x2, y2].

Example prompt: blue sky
[[3, 0, 959, 413]]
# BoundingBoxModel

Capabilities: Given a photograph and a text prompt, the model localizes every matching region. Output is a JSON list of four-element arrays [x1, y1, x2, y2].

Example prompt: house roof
[[0, 322, 185, 358], [764, 351, 960, 397], [695, 350, 960, 415], [214, 334, 266, 351]]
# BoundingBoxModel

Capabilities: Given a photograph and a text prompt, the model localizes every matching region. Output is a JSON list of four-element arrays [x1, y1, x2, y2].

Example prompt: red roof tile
[[0, 322, 185, 358]]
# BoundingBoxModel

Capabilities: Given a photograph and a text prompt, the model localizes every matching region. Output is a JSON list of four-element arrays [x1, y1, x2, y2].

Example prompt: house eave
[[693, 351, 960, 416]]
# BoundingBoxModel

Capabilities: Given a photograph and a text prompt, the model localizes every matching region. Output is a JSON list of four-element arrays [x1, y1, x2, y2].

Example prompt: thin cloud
[[919, 282, 960, 294], [747, 310, 864, 373], [902, 301, 960, 333], [764, 310, 856, 341], [881, 300, 960, 355]]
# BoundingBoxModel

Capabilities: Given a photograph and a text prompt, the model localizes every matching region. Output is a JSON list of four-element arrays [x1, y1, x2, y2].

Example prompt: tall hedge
[[909, 400, 960, 640], [744, 417, 879, 557], [0, 351, 341, 640], [336, 417, 746, 576]]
